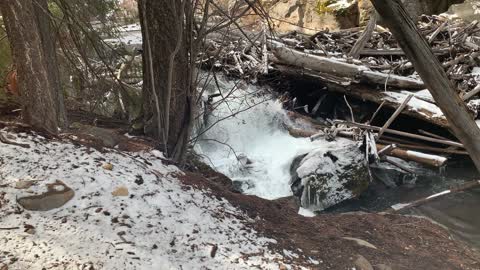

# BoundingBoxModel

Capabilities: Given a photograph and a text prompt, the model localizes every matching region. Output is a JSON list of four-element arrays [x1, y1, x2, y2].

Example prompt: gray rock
[[17, 180, 74, 211], [354, 255, 374, 270], [290, 141, 369, 211]]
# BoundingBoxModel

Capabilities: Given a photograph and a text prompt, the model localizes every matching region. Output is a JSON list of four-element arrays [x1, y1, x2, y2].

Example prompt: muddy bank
[[180, 164, 480, 270]]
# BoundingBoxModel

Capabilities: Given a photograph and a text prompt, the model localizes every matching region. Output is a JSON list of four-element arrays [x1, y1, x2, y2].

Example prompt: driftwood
[[371, 0, 480, 172]]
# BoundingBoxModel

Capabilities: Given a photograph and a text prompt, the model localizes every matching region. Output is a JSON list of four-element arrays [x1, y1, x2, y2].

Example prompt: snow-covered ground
[[0, 130, 302, 270]]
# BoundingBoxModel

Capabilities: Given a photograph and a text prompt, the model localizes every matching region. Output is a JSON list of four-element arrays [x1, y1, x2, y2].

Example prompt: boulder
[[290, 141, 369, 211], [400, 0, 465, 20], [449, 0, 480, 22]]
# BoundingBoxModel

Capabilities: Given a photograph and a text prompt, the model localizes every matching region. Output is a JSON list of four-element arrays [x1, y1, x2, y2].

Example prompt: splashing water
[[194, 76, 325, 199]]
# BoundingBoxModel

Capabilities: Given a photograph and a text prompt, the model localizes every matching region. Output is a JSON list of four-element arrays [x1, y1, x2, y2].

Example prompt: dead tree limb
[[385, 180, 480, 213], [378, 94, 413, 138], [371, 0, 480, 172]]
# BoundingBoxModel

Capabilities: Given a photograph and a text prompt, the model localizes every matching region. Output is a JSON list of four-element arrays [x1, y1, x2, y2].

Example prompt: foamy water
[[194, 76, 325, 199]]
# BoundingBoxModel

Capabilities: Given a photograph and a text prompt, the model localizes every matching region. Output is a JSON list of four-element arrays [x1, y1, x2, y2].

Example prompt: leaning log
[[371, 0, 480, 172]]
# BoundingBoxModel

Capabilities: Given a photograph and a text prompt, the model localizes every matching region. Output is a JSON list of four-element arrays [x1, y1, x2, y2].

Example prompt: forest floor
[[0, 124, 479, 270]]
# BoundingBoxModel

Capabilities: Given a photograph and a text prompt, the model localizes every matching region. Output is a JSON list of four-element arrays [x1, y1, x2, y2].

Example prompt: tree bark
[[138, 0, 195, 161], [370, 0, 480, 171], [0, 0, 66, 133]]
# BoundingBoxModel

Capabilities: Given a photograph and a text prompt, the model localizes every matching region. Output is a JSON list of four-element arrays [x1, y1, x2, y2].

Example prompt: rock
[[231, 179, 255, 193], [358, 0, 375, 26], [342, 237, 378, 250], [15, 180, 35, 189], [290, 141, 369, 211], [70, 122, 123, 148], [17, 180, 75, 211], [102, 163, 114, 170], [449, 0, 480, 22], [326, 0, 360, 29], [354, 255, 374, 270], [375, 264, 393, 270], [112, 186, 129, 197], [400, 0, 464, 20]]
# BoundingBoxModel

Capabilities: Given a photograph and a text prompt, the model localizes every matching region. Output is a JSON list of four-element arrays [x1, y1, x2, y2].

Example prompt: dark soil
[[178, 165, 480, 270]]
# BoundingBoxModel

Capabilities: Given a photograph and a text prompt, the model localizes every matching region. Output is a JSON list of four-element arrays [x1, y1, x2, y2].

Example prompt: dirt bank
[[180, 164, 480, 270]]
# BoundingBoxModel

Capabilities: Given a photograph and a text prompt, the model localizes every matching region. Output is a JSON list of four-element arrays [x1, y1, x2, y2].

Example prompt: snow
[[391, 203, 411, 211], [406, 150, 447, 165], [298, 207, 316, 217], [0, 131, 301, 270], [426, 190, 451, 200], [383, 91, 445, 119], [327, 0, 356, 10], [104, 23, 142, 48], [472, 67, 480, 75], [194, 76, 332, 200], [476, 119, 480, 128]]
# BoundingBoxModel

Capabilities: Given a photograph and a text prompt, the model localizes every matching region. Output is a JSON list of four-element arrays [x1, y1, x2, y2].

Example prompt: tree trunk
[[0, 0, 66, 133], [138, 0, 195, 161], [370, 0, 480, 172]]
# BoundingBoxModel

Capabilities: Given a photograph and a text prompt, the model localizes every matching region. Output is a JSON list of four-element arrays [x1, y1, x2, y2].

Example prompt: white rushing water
[[194, 75, 326, 200]]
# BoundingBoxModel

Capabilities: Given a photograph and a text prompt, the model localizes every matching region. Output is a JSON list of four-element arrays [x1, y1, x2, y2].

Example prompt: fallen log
[[270, 41, 425, 90], [274, 65, 449, 128]]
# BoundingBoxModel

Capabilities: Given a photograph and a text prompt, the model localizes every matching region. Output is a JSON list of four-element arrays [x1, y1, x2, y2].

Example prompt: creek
[[195, 75, 480, 250]]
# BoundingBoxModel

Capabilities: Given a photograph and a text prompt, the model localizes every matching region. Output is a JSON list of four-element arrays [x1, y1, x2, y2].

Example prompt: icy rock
[[290, 142, 369, 211]]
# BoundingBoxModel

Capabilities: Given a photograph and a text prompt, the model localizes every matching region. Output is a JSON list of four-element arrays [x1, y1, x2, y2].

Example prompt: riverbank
[[0, 126, 478, 269]]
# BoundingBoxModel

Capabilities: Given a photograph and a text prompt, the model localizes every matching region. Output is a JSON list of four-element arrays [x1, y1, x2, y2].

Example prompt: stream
[[195, 75, 480, 251]]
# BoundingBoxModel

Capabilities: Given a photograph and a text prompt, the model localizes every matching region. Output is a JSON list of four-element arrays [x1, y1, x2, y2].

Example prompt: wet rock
[[17, 180, 75, 211], [290, 142, 369, 211], [354, 254, 374, 270], [231, 180, 254, 193]]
